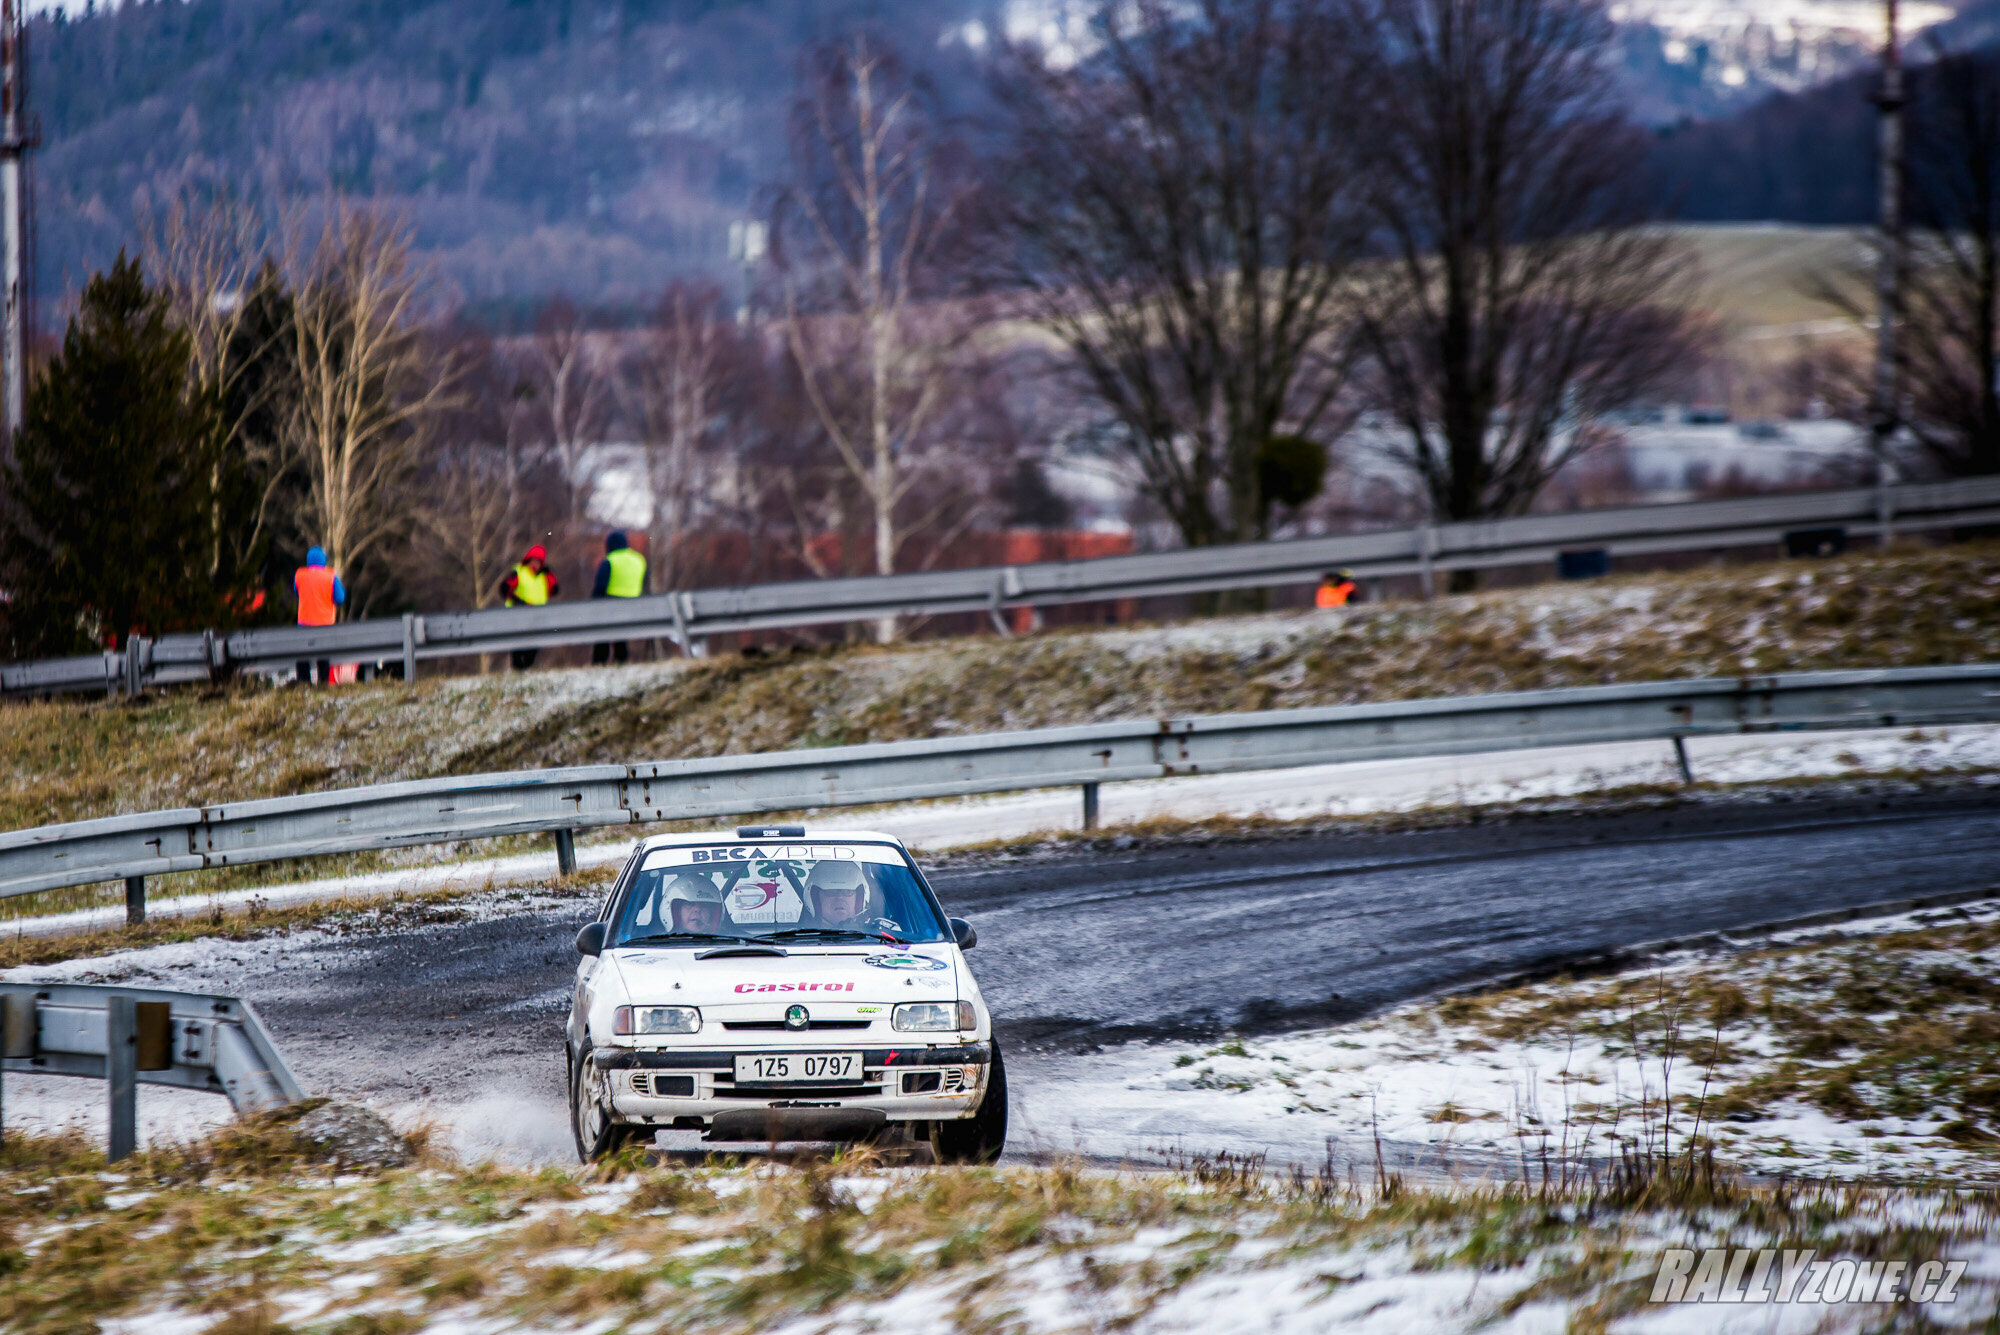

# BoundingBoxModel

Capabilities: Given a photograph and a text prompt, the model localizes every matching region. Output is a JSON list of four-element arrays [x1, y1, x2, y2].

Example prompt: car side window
[[598, 849, 642, 922]]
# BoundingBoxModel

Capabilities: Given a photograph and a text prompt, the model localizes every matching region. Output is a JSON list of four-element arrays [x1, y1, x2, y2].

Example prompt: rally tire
[[570, 1044, 639, 1163], [931, 1042, 1008, 1165]]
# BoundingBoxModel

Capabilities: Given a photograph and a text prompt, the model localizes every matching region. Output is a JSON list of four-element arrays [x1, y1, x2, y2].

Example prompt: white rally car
[[565, 825, 1006, 1163]]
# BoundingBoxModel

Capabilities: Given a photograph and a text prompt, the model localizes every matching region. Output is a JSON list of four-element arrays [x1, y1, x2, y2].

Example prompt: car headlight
[[893, 1001, 977, 1032], [614, 1005, 701, 1035]]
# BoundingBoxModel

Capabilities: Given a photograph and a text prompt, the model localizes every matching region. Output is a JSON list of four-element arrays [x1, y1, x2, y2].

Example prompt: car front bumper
[[592, 1041, 992, 1129]]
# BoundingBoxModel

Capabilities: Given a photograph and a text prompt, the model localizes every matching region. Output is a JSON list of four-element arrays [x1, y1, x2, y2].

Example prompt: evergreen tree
[[0, 254, 228, 655]]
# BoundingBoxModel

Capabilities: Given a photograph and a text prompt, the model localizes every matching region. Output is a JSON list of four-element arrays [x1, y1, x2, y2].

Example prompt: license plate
[[734, 1052, 863, 1084]]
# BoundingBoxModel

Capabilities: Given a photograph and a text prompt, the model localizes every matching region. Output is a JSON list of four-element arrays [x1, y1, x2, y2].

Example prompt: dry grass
[[0, 1114, 1993, 1335], [0, 540, 1995, 928], [0, 865, 610, 969], [1437, 913, 2000, 1150], [3, 542, 1994, 839]]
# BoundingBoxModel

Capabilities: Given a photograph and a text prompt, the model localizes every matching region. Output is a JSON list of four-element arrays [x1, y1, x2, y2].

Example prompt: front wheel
[[570, 1044, 639, 1163], [931, 1043, 1008, 1165]]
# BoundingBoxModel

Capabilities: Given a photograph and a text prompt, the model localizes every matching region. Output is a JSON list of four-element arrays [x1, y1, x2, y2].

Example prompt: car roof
[[634, 828, 910, 854]]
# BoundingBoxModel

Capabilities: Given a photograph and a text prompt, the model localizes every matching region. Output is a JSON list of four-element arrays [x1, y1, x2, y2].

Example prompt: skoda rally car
[[565, 825, 1006, 1162]]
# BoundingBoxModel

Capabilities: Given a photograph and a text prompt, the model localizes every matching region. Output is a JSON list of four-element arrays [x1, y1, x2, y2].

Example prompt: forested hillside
[[29, 0, 2000, 316], [31, 0, 990, 319]]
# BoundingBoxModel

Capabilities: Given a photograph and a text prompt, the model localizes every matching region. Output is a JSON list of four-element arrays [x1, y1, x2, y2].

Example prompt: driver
[[664, 873, 727, 935], [804, 860, 875, 931]]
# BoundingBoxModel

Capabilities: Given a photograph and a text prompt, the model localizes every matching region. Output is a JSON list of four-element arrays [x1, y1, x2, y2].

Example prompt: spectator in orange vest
[[294, 546, 346, 684], [1315, 569, 1357, 609]]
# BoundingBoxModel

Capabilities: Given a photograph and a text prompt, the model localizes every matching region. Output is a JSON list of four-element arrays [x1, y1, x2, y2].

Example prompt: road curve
[[25, 786, 1998, 1159]]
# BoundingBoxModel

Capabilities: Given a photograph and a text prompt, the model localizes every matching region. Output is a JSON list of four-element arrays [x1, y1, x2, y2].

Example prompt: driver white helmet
[[664, 873, 724, 929], [804, 860, 870, 920]]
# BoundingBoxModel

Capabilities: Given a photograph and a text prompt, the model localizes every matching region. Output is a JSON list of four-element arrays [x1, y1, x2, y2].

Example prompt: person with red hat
[[499, 542, 560, 670]]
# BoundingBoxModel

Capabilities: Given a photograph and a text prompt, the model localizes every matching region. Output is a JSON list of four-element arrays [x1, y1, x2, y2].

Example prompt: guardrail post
[[401, 613, 418, 683], [0, 993, 32, 1146], [123, 637, 143, 698], [555, 829, 578, 877], [1672, 737, 1694, 785], [1419, 526, 1437, 600], [106, 995, 137, 1161], [124, 876, 146, 926], [1081, 782, 1100, 832]]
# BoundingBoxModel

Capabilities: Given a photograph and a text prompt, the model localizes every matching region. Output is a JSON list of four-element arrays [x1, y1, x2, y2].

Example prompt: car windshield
[[609, 841, 950, 949]]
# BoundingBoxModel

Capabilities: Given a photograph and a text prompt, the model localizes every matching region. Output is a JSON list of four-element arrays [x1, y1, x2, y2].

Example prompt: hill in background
[[22, 0, 1998, 317]]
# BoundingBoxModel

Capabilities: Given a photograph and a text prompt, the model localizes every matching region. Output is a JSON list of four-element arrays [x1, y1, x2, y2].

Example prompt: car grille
[[712, 1084, 883, 1099], [629, 1073, 695, 1097], [720, 1020, 873, 1031]]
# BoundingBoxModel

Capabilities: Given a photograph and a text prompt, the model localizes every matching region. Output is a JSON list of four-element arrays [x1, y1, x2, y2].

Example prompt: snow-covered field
[[1020, 898, 2000, 1184]]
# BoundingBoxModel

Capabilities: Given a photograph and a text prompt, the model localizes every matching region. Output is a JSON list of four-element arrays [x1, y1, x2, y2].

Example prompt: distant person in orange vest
[[1315, 569, 1357, 609], [294, 546, 346, 684], [499, 542, 559, 670]]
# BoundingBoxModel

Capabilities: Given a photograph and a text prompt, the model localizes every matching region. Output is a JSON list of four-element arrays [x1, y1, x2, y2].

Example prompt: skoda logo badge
[[785, 1004, 810, 1030]]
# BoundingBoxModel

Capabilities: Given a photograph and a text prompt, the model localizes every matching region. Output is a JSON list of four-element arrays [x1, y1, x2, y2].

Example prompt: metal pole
[[1672, 736, 1694, 785], [401, 613, 417, 683], [105, 995, 137, 1162], [124, 875, 145, 926], [555, 828, 577, 877], [0, 0, 26, 447], [1081, 782, 1100, 832], [1871, 0, 1906, 548]]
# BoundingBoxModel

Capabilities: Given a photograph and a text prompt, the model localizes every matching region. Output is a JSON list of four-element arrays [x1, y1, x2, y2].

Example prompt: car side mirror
[[950, 917, 977, 950], [575, 922, 608, 957]]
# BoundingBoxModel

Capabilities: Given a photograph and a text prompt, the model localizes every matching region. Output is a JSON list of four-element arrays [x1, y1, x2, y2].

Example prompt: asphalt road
[[187, 784, 2000, 1117]]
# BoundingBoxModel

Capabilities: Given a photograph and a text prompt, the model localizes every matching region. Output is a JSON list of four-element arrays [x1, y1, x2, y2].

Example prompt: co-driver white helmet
[[804, 860, 869, 918]]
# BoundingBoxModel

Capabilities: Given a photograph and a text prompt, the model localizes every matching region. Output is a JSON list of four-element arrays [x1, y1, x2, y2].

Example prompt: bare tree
[[772, 33, 980, 639], [1900, 46, 2000, 477], [987, 0, 1373, 550], [1356, 0, 1700, 550], [416, 441, 517, 611], [137, 190, 294, 608], [627, 282, 735, 593], [521, 296, 614, 529], [282, 204, 454, 607]]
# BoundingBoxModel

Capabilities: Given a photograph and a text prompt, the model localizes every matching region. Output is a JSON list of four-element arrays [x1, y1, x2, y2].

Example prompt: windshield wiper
[[757, 927, 908, 946], [619, 931, 755, 946]]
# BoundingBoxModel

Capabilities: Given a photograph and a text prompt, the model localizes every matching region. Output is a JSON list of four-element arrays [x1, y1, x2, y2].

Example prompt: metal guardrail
[[1, 983, 304, 1159], [6, 478, 2000, 696], [2, 662, 1997, 919]]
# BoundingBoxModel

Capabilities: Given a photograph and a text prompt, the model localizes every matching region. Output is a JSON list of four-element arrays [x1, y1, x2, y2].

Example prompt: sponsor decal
[[855, 1006, 884, 1014], [1649, 1250, 1967, 1305], [732, 981, 857, 993], [864, 953, 949, 972], [731, 882, 782, 910], [689, 845, 858, 864]]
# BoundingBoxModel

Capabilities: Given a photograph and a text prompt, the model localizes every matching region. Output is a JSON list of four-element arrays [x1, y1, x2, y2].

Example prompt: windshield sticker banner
[[864, 953, 949, 972], [643, 843, 905, 869]]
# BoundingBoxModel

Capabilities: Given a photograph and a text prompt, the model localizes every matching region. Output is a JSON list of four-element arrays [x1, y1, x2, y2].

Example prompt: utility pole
[[0, 0, 31, 447], [1870, 0, 1906, 548]]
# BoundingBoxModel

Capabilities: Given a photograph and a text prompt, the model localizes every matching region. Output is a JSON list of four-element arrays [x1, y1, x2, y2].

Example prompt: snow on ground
[[14, 721, 1999, 940], [1014, 898, 2000, 1183]]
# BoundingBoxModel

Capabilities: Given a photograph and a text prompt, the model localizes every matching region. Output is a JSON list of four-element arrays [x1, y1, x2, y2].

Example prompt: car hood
[[606, 944, 960, 1009]]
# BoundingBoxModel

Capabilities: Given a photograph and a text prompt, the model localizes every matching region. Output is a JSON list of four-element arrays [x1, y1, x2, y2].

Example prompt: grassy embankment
[[2, 540, 1996, 921], [1, 1112, 1994, 1334]]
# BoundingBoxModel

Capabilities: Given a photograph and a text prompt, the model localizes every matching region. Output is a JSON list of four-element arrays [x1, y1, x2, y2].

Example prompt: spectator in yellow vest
[[499, 543, 559, 670], [591, 531, 647, 665]]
